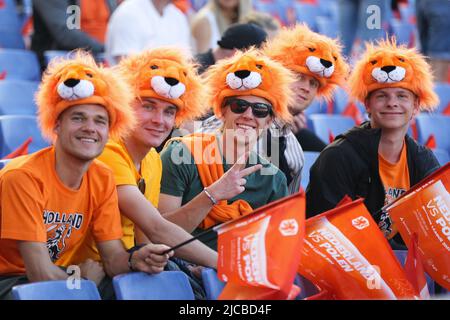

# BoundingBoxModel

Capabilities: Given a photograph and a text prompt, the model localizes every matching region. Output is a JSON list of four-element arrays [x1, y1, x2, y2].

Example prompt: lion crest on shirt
[[47, 223, 73, 262]]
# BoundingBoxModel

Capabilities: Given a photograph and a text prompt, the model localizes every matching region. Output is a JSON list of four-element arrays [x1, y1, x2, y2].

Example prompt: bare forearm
[[151, 219, 217, 269], [26, 264, 68, 282], [162, 190, 214, 232], [102, 250, 130, 278]]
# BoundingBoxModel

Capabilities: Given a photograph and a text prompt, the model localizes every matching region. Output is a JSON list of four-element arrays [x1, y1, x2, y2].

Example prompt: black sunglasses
[[225, 98, 273, 118], [137, 178, 146, 195]]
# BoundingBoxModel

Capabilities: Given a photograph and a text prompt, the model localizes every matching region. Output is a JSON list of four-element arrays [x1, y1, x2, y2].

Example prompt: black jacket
[[306, 122, 440, 223]]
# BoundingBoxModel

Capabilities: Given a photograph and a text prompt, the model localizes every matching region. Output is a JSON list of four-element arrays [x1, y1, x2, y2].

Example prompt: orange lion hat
[[117, 47, 208, 126], [263, 24, 349, 101], [36, 51, 136, 142], [349, 38, 439, 111], [205, 49, 296, 123]]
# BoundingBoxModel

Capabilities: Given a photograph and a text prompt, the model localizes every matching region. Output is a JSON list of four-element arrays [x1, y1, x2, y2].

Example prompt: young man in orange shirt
[[306, 39, 441, 248], [0, 52, 172, 299]]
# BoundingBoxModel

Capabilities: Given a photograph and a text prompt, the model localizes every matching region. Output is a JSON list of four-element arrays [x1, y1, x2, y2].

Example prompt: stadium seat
[[301, 151, 320, 191], [0, 29, 25, 49], [433, 148, 450, 166], [43, 50, 72, 66], [415, 114, 450, 153], [434, 82, 450, 114], [0, 158, 10, 169], [0, 49, 40, 81], [393, 250, 435, 295], [0, 80, 39, 115], [332, 87, 350, 114], [390, 20, 414, 46], [0, 0, 22, 31], [201, 268, 225, 300], [316, 16, 338, 38], [292, 3, 321, 31], [308, 114, 356, 144], [0, 115, 49, 158], [12, 280, 101, 300], [304, 98, 328, 116], [113, 271, 195, 300]]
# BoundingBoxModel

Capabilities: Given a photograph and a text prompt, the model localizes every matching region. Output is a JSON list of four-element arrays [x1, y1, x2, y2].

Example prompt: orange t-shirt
[[0, 147, 123, 275], [378, 141, 410, 239], [378, 142, 410, 205], [80, 0, 110, 43]]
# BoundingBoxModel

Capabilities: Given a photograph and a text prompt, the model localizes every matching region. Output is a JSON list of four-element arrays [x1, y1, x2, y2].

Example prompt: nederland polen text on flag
[[216, 192, 305, 300], [298, 199, 418, 299], [384, 163, 450, 292]]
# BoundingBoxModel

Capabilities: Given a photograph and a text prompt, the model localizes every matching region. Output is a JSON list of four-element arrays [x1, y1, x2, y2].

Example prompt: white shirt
[[105, 0, 192, 64]]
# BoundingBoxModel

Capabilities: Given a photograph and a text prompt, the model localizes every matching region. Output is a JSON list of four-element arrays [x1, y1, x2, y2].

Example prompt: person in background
[[241, 10, 281, 39], [31, 0, 120, 69], [105, 0, 191, 65], [191, 0, 252, 54]]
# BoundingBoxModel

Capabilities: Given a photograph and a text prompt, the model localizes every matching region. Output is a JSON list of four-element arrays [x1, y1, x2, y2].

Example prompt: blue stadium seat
[[390, 20, 414, 46], [0, 158, 10, 169], [393, 249, 435, 295], [316, 16, 338, 38], [308, 114, 356, 144], [332, 87, 350, 114], [434, 82, 450, 114], [0, 49, 40, 81], [0, 29, 25, 49], [0, 80, 38, 115], [201, 268, 225, 300], [301, 151, 320, 191], [44, 50, 72, 66], [433, 148, 450, 166], [12, 280, 101, 300], [293, 3, 321, 31], [0, 0, 22, 31], [415, 114, 450, 153], [113, 271, 195, 300], [304, 98, 328, 116], [0, 115, 49, 158]]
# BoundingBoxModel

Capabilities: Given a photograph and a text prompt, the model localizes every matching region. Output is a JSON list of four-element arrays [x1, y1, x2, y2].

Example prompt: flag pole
[[162, 226, 217, 254]]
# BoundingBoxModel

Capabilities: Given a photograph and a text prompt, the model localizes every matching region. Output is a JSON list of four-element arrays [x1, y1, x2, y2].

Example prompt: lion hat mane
[[36, 51, 136, 142], [349, 38, 439, 111], [205, 48, 296, 123], [262, 23, 349, 101], [117, 47, 209, 126]]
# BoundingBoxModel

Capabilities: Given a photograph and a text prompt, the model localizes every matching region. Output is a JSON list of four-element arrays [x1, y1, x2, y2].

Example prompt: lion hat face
[[349, 38, 439, 111], [36, 51, 136, 142], [117, 48, 208, 126], [263, 24, 349, 101], [205, 49, 296, 123]]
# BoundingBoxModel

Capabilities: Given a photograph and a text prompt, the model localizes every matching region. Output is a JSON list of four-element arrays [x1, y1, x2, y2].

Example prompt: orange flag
[[384, 163, 450, 291], [342, 102, 364, 125], [425, 134, 436, 149], [217, 193, 305, 300], [404, 234, 431, 299], [298, 199, 418, 299]]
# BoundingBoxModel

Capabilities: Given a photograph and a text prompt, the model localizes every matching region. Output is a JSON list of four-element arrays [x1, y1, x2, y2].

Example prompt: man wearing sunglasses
[[200, 24, 349, 193], [158, 50, 295, 249], [64, 49, 217, 298]]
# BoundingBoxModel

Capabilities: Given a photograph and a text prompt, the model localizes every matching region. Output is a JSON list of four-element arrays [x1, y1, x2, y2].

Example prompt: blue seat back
[[293, 3, 321, 31], [113, 271, 195, 300], [301, 151, 320, 191], [12, 280, 101, 300], [0, 0, 21, 31], [0, 29, 25, 49], [390, 20, 413, 46], [308, 114, 355, 144], [0, 49, 40, 81], [433, 148, 450, 166], [0, 115, 49, 158], [434, 82, 450, 114], [201, 268, 225, 300], [415, 114, 450, 153], [316, 16, 338, 38], [0, 80, 38, 115]]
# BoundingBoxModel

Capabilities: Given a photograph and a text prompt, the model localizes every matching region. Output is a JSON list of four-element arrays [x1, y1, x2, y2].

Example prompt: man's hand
[[291, 111, 307, 134], [131, 243, 174, 274], [79, 259, 105, 285], [208, 153, 262, 202]]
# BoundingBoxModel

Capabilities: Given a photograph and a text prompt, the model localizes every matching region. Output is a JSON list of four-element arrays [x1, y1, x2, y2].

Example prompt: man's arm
[[96, 239, 171, 278], [18, 242, 69, 282], [117, 185, 218, 268], [158, 161, 263, 232]]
